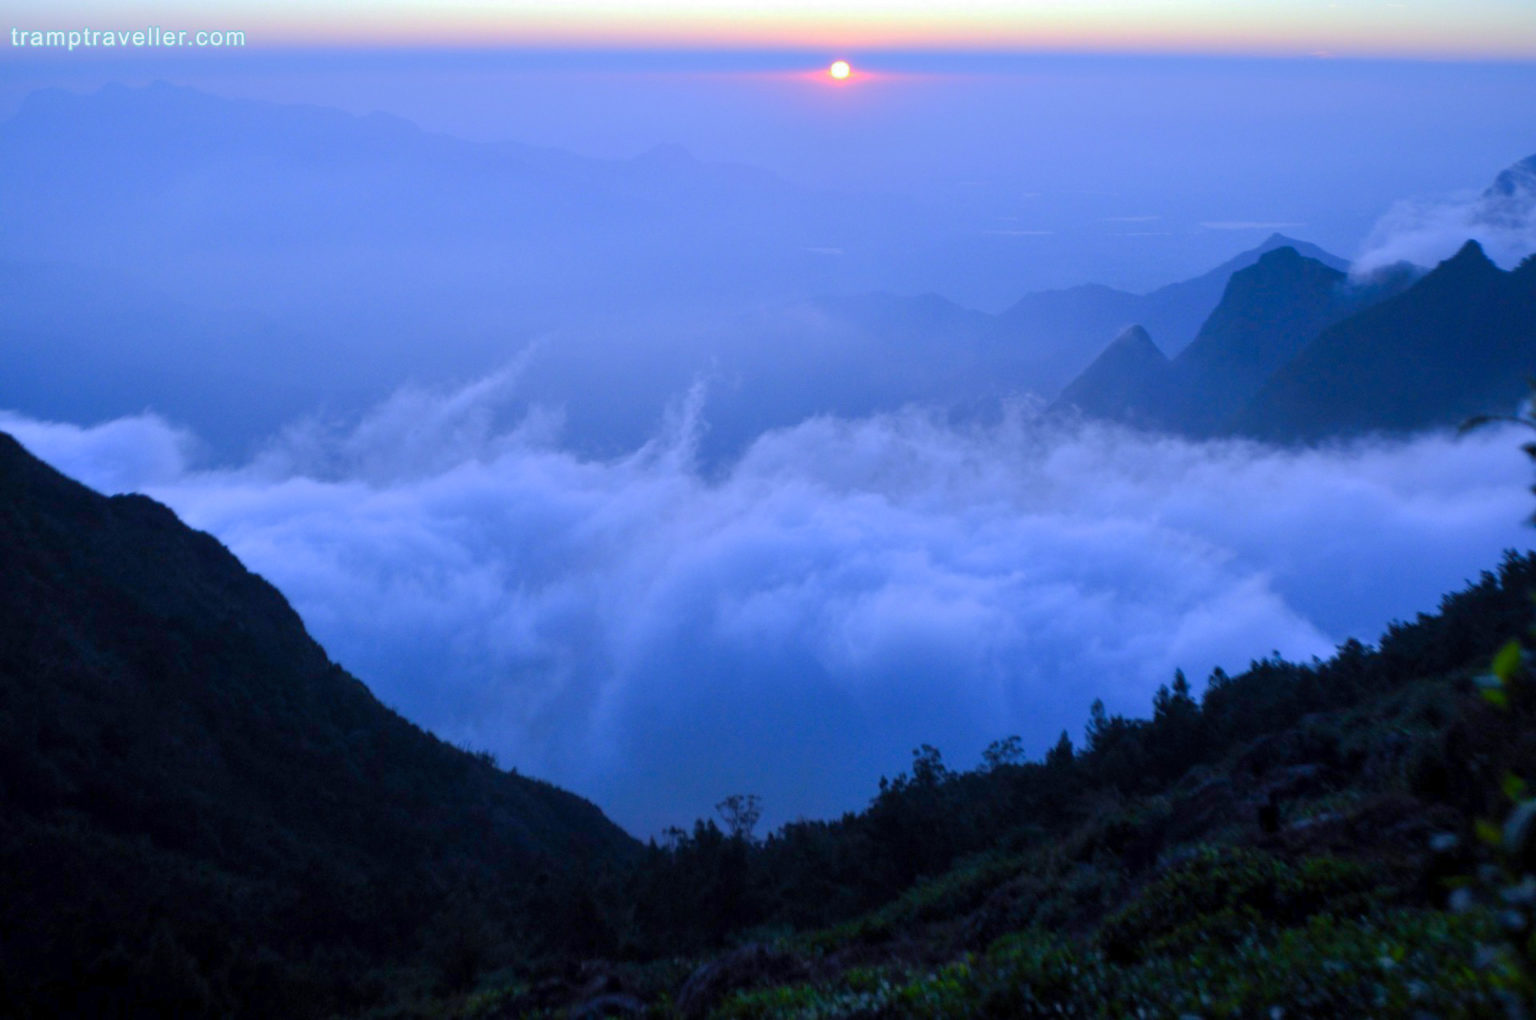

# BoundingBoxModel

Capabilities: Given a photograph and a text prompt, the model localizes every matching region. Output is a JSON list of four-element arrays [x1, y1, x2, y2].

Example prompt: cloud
[[4, 380, 1531, 836], [1354, 158, 1536, 275], [0, 410, 202, 491]]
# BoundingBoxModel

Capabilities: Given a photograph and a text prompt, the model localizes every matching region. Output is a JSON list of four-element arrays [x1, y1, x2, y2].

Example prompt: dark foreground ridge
[[0, 431, 637, 1016]]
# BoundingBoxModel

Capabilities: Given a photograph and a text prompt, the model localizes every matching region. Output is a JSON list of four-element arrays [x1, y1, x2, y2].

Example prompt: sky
[[5, 51, 1535, 300], [7, 0, 1536, 56], [5, 1, 1536, 835]]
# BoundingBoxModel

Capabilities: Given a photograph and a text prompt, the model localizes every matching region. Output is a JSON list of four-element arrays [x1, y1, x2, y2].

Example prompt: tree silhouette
[[715, 794, 762, 841]]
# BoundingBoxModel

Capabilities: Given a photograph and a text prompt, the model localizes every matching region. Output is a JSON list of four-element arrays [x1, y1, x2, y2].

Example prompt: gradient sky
[[8, 0, 1536, 57]]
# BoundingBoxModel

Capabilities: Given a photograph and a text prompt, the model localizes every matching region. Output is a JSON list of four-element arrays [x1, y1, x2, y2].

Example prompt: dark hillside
[[1233, 242, 1536, 440], [0, 431, 636, 1016], [478, 551, 1536, 1018], [1160, 247, 1411, 434]]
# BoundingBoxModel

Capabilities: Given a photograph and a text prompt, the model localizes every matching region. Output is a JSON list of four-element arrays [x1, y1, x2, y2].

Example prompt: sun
[[828, 60, 852, 81]]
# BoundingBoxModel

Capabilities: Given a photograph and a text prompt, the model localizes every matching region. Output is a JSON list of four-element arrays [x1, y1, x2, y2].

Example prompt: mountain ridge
[[1230, 240, 1536, 440], [1048, 246, 1412, 431], [0, 429, 637, 1015]]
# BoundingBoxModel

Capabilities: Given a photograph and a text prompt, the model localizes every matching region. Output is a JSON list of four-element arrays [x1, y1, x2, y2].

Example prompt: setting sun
[[829, 59, 852, 80]]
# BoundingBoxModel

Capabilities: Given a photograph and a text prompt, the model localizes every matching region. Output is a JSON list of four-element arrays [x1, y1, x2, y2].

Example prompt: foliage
[[1097, 845, 1383, 963], [720, 912, 1513, 1019], [620, 550, 1536, 960]]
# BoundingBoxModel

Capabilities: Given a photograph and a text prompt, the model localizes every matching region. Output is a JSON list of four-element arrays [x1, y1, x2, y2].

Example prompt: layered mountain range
[[0, 82, 1437, 464], [1052, 151, 1536, 440], [1055, 239, 1536, 440]]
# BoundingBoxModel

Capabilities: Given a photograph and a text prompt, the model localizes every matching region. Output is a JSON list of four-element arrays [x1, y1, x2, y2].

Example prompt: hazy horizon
[[5, 31, 1536, 834]]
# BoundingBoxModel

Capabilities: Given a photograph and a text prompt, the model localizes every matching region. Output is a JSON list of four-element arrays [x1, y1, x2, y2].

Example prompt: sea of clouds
[[3, 374, 1531, 835]]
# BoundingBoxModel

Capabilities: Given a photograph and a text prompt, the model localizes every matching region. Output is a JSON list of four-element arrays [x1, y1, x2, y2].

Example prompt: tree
[[982, 735, 1025, 771], [715, 794, 762, 842], [1150, 669, 1203, 781], [1045, 730, 1075, 769], [910, 744, 951, 787], [1086, 699, 1111, 752]]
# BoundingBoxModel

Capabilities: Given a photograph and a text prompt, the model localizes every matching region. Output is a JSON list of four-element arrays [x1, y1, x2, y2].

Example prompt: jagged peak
[[1110, 323, 1157, 348], [1094, 324, 1168, 365], [1435, 238, 1498, 275], [1221, 245, 1341, 291]]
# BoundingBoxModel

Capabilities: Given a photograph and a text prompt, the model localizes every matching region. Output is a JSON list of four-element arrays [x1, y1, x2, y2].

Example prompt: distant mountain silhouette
[[0, 80, 862, 315], [1137, 233, 1352, 349], [1053, 325, 1170, 425], [1052, 247, 1412, 432], [1052, 150, 1536, 442], [1231, 241, 1536, 440], [785, 234, 1352, 414], [992, 232, 1349, 390], [520, 235, 1362, 466], [0, 431, 635, 1014], [1479, 152, 1536, 229], [1158, 248, 1416, 434]]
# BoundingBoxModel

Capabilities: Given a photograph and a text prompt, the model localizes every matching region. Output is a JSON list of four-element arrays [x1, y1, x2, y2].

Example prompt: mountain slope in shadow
[[0, 431, 637, 1016], [1231, 241, 1536, 441]]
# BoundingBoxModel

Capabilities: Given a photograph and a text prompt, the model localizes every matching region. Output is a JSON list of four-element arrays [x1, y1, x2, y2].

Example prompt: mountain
[[1052, 325, 1170, 425], [1130, 232, 1350, 353], [1483, 152, 1536, 221], [991, 232, 1349, 392], [0, 79, 941, 344], [1050, 247, 1412, 432], [1231, 241, 1536, 441], [0, 85, 1360, 463], [768, 234, 1351, 420], [0, 430, 636, 1015], [0, 82, 914, 434], [508, 236, 1358, 467], [1156, 248, 1416, 434]]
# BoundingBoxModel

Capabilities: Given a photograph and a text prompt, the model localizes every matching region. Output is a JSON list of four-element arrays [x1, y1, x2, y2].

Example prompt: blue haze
[[2, 49, 1535, 831]]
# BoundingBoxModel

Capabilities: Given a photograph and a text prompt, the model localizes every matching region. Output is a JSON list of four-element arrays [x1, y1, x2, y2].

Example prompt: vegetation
[[443, 549, 1536, 1018]]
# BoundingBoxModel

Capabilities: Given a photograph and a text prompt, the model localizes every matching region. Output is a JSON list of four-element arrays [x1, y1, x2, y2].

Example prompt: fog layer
[[3, 374, 1527, 834]]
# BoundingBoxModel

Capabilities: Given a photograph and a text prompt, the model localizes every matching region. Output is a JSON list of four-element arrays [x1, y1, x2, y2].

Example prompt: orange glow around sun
[[829, 60, 852, 80]]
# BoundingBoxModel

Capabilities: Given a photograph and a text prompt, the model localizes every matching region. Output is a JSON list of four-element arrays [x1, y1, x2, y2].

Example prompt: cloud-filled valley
[[4, 374, 1529, 836]]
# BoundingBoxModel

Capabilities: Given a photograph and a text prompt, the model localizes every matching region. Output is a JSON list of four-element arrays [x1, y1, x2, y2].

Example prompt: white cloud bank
[[1354, 155, 1536, 275], [2, 384, 1530, 835]]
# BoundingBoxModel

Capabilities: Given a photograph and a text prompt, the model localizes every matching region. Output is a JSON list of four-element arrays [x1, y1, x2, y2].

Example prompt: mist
[[5, 49, 1536, 836], [1354, 153, 1536, 275], [4, 375, 1528, 835]]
